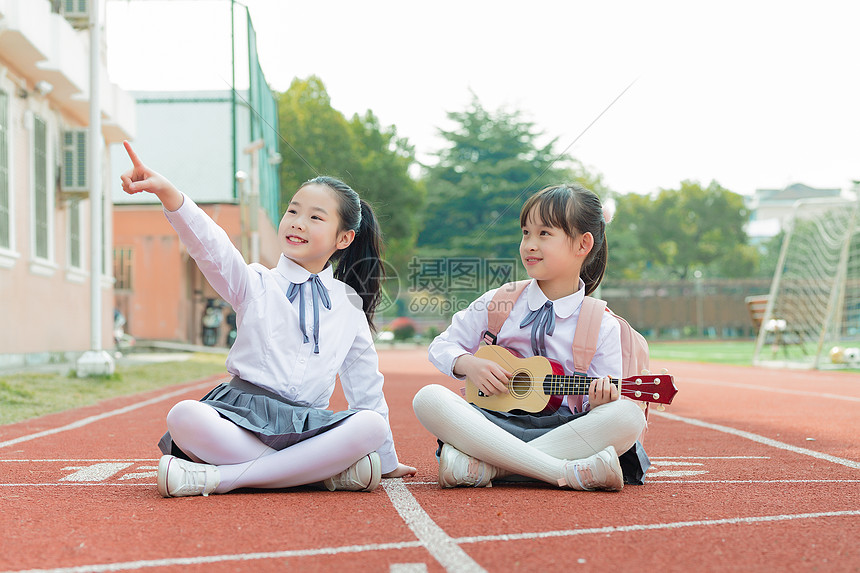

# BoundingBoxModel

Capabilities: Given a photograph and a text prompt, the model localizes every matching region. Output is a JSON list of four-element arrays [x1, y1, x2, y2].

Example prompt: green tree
[[275, 76, 424, 271], [417, 96, 569, 262], [609, 180, 756, 280]]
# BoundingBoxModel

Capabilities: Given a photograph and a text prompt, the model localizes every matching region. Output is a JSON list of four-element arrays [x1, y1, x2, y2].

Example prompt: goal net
[[753, 197, 860, 369]]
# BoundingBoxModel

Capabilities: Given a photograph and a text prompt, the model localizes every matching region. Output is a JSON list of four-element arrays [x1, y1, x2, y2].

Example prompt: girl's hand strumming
[[383, 463, 417, 478], [588, 375, 618, 408], [453, 354, 511, 396], [119, 141, 183, 211]]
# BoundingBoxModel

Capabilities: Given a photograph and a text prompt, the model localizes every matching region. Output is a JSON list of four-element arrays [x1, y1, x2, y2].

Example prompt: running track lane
[[0, 351, 858, 572]]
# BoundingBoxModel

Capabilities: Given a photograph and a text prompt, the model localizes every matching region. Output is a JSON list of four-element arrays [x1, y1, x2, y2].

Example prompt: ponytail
[[300, 176, 384, 330], [334, 199, 384, 330], [580, 218, 607, 296]]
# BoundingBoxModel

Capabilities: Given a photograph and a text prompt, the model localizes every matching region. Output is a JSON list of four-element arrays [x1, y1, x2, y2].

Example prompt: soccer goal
[[753, 197, 860, 369]]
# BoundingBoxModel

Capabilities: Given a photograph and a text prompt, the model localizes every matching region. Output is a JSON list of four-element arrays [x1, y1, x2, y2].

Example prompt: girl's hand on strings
[[588, 375, 618, 408], [120, 141, 183, 211], [454, 354, 511, 396], [383, 463, 417, 479]]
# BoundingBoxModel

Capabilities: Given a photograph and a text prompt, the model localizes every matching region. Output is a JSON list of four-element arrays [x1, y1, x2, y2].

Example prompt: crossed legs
[[165, 400, 387, 493], [412, 384, 646, 486]]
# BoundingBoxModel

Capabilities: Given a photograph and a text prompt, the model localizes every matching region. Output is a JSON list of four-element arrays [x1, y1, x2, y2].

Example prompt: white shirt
[[428, 279, 622, 412], [164, 194, 399, 472]]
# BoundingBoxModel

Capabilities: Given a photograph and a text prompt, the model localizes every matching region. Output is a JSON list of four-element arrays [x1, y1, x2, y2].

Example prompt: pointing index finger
[[123, 140, 143, 167]]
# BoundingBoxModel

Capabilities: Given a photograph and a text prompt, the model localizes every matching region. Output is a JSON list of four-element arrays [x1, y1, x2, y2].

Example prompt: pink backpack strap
[[483, 280, 530, 344], [571, 296, 607, 373]]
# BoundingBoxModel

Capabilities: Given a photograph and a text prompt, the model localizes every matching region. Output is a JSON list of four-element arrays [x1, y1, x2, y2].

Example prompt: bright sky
[[105, 0, 860, 197]]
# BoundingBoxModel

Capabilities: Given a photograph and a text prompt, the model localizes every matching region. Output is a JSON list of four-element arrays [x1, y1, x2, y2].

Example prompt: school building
[[0, 0, 135, 368]]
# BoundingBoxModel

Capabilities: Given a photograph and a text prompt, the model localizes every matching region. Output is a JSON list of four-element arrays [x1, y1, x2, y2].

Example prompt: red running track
[[0, 349, 858, 572]]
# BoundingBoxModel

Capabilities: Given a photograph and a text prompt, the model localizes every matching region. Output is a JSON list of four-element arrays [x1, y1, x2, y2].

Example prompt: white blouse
[[428, 279, 622, 412], [164, 194, 399, 472]]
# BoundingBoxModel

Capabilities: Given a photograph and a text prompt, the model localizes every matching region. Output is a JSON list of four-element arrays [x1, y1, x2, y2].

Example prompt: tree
[[609, 180, 755, 280], [275, 76, 424, 271], [417, 96, 570, 262]]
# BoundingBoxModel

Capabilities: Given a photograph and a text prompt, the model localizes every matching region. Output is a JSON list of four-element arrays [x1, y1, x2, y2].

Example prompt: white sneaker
[[323, 452, 381, 492], [438, 443, 496, 488], [560, 446, 624, 491], [157, 455, 220, 498]]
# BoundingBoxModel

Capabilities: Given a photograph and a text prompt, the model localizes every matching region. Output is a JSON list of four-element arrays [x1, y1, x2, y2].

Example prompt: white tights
[[412, 384, 646, 486], [165, 400, 388, 493]]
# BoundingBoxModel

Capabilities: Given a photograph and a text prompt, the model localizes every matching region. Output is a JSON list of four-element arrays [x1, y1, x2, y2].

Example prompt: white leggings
[[412, 384, 646, 486], [165, 400, 388, 493]]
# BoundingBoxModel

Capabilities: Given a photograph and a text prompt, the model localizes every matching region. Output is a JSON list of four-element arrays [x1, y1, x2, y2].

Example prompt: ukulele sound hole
[[510, 372, 531, 398]]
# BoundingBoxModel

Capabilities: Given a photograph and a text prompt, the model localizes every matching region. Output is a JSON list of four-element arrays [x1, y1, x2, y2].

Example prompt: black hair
[[300, 176, 383, 330], [519, 183, 608, 296]]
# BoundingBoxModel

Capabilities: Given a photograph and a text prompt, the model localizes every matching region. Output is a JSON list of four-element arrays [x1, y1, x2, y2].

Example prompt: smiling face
[[277, 183, 355, 273], [519, 207, 592, 300]]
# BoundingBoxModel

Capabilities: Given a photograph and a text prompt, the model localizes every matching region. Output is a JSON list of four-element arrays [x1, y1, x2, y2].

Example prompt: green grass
[[0, 353, 227, 425], [648, 340, 757, 365]]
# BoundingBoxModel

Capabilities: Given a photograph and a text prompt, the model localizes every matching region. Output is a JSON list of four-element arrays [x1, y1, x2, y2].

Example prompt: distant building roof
[[753, 183, 842, 203]]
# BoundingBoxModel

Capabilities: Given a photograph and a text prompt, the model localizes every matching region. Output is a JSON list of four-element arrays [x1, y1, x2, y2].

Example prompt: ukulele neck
[[543, 375, 618, 396]]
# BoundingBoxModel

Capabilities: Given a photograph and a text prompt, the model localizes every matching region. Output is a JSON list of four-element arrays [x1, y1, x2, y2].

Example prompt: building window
[[69, 199, 81, 268], [33, 116, 49, 259], [114, 246, 133, 291], [0, 90, 8, 250]]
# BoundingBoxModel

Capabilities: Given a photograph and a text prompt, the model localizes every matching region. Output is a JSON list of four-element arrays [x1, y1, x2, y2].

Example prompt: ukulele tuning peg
[[657, 405, 665, 411], [660, 368, 669, 375], [640, 368, 651, 375]]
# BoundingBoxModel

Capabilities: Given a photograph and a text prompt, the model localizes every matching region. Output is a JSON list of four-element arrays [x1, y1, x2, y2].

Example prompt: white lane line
[[0, 541, 425, 573], [0, 459, 159, 462], [650, 456, 769, 460], [647, 479, 860, 484], [0, 381, 217, 449], [454, 510, 860, 544], [679, 378, 860, 402], [651, 410, 860, 469], [2, 478, 859, 488], [390, 564, 428, 573], [382, 479, 486, 573], [1, 510, 856, 573]]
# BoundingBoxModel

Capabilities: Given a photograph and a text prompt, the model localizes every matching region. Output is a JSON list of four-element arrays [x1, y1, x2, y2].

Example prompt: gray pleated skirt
[[158, 377, 359, 460]]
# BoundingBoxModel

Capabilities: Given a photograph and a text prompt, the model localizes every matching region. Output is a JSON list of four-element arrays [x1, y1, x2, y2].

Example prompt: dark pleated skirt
[[158, 377, 359, 460]]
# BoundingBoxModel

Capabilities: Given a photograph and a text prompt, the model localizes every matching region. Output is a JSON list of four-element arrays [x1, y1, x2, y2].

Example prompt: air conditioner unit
[[61, 129, 88, 197], [62, 0, 89, 29]]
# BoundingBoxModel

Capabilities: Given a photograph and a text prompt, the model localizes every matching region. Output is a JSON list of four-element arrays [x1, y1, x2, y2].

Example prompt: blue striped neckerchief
[[286, 274, 331, 354], [520, 300, 556, 357]]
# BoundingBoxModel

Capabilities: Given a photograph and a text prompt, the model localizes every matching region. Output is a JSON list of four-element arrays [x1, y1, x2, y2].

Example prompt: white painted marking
[[118, 472, 157, 480], [5, 478, 859, 488], [650, 461, 704, 466], [60, 463, 134, 481], [454, 510, 860, 544], [382, 479, 486, 573], [0, 483, 153, 487], [4, 511, 856, 573], [0, 459, 159, 463], [652, 410, 860, 469], [647, 470, 710, 477], [650, 456, 769, 460], [681, 377, 860, 402], [0, 540, 424, 573], [390, 564, 428, 573], [0, 381, 217, 449], [647, 479, 860, 484]]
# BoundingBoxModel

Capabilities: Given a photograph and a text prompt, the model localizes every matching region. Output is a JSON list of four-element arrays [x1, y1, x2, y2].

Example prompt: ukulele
[[465, 345, 677, 413]]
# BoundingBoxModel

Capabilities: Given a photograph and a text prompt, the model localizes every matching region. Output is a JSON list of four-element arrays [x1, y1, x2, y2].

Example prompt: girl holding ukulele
[[414, 184, 647, 491]]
